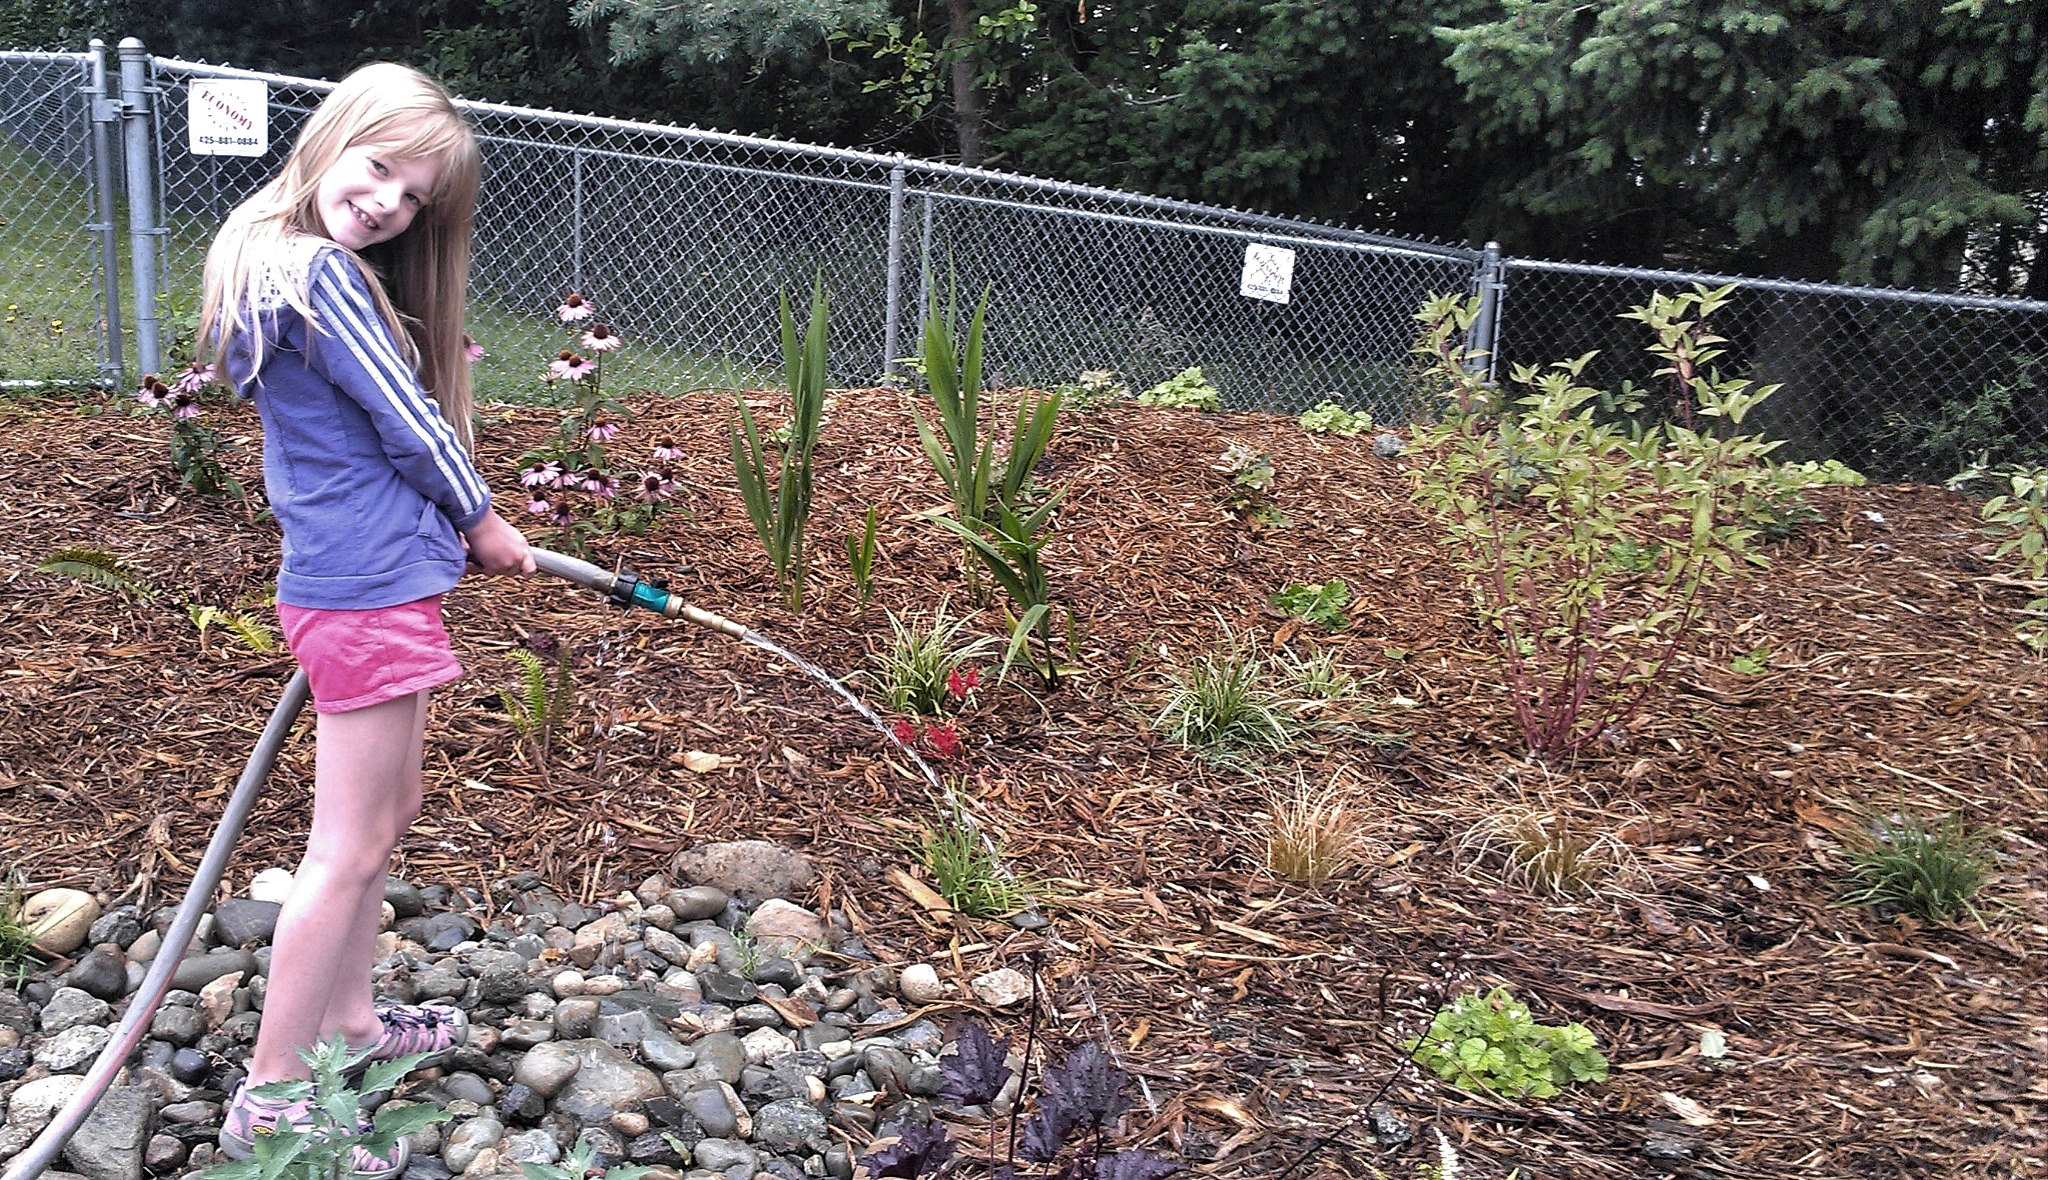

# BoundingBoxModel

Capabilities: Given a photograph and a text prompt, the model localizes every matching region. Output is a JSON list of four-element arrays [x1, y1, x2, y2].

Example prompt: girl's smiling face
[[314, 144, 439, 249]]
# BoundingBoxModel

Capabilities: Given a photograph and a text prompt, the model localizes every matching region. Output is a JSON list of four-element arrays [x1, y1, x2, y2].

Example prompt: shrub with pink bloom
[[514, 292, 675, 553], [133, 355, 243, 499]]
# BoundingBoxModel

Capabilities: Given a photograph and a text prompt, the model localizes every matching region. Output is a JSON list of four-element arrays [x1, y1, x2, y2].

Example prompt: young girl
[[199, 62, 533, 1173]]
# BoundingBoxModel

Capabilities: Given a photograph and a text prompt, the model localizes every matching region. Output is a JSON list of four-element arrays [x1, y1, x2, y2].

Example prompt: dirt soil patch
[[3, 386, 2044, 1178]]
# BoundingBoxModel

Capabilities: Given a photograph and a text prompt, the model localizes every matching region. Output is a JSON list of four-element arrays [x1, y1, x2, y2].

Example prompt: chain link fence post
[[117, 37, 160, 377], [85, 39, 124, 382], [1466, 240, 1505, 382], [882, 153, 906, 377]]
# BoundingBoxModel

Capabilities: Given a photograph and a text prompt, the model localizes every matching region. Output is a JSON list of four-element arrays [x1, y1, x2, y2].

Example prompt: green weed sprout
[[919, 808, 1032, 917]]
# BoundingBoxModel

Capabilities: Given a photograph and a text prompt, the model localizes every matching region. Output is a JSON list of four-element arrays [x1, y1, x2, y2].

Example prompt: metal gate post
[[117, 38, 161, 377], [85, 39, 124, 383], [1466, 240, 1505, 381], [882, 154, 906, 377]]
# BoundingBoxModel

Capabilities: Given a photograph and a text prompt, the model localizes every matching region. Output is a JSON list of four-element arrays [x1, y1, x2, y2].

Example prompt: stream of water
[[733, 628, 952, 797]]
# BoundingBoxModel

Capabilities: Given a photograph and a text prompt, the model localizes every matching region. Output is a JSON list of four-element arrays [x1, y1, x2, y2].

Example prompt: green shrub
[[1136, 366, 1220, 411], [1407, 987, 1609, 1099], [1299, 399, 1373, 435]]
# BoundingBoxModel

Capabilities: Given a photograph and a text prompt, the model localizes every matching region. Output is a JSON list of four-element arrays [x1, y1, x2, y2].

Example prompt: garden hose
[[1, 550, 737, 1180]]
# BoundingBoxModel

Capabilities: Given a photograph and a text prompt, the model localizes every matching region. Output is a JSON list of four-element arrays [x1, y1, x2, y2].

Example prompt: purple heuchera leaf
[[857, 1121, 956, 1179], [1094, 1151, 1183, 1180], [1045, 1042, 1133, 1129], [1021, 1041, 1135, 1161], [940, 1022, 1015, 1107], [1018, 1100, 1079, 1163]]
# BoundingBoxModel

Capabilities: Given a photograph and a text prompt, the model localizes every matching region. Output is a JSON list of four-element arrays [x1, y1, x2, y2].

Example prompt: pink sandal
[[217, 1082, 410, 1177], [343, 1003, 469, 1081]]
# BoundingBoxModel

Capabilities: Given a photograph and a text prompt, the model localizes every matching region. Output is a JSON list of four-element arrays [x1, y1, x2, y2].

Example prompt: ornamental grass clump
[[1409, 284, 1784, 762], [918, 807, 1032, 918], [1152, 634, 1305, 763], [1839, 811, 1994, 925], [1263, 776, 1369, 884]]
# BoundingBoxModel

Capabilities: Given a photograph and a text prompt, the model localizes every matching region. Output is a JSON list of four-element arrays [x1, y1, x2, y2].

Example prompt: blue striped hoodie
[[223, 242, 492, 610]]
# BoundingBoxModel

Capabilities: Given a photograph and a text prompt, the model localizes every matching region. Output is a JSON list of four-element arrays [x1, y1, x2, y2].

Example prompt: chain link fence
[[6, 42, 2047, 481], [0, 48, 115, 384], [1492, 260, 2048, 482]]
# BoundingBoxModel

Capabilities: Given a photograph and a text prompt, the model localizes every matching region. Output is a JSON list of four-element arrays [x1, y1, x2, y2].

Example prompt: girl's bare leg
[[244, 692, 427, 1084]]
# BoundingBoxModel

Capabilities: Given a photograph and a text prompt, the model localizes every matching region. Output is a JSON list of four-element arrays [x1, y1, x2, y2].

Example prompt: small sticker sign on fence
[[188, 79, 268, 157], [1240, 243, 1296, 304]]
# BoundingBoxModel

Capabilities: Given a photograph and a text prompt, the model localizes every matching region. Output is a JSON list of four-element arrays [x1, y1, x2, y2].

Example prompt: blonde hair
[[200, 62, 481, 448]]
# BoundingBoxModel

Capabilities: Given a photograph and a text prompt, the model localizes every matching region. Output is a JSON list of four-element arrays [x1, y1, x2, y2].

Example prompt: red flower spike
[[925, 723, 963, 759], [947, 666, 981, 701], [890, 719, 920, 746]]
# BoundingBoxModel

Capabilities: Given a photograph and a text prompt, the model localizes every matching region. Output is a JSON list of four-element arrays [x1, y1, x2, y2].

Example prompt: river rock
[[63, 947, 128, 1001], [896, 964, 946, 1004], [745, 900, 825, 961], [39, 988, 111, 1034], [970, 967, 1031, 1008], [669, 842, 815, 903], [210, 899, 282, 947], [61, 1083, 151, 1180], [751, 1098, 828, 1153], [511, 1040, 582, 1097], [22, 889, 100, 957], [550, 1039, 665, 1123]]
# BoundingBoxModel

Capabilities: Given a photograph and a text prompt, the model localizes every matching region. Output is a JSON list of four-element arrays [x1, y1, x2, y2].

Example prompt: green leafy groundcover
[[1407, 986, 1610, 1099]]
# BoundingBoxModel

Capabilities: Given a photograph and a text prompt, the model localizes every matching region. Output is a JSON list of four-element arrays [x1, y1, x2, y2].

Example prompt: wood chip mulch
[[2, 386, 2044, 1178]]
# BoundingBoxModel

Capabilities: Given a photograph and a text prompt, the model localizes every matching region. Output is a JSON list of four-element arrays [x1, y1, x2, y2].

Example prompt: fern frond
[[220, 611, 278, 653], [38, 546, 157, 600]]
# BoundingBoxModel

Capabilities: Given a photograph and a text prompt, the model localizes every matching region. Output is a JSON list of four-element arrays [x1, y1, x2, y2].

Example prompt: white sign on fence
[[1240, 242, 1296, 304], [188, 79, 268, 157]]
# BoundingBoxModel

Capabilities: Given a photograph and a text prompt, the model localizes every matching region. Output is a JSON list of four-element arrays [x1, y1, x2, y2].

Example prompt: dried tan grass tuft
[[1459, 804, 1646, 898], [1263, 775, 1371, 884]]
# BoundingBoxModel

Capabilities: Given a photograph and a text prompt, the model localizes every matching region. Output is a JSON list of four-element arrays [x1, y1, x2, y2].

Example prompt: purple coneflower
[[585, 417, 620, 442], [526, 495, 552, 516], [651, 440, 684, 463], [169, 391, 202, 420], [556, 353, 597, 382], [519, 461, 563, 489], [550, 503, 576, 527], [463, 334, 486, 363], [579, 468, 618, 500], [170, 362, 215, 396], [580, 324, 622, 353], [555, 293, 595, 323], [135, 375, 168, 408], [633, 472, 673, 503]]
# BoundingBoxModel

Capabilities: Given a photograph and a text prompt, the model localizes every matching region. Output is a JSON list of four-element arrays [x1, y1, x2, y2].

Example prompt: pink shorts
[[276, 596, 465, 714]]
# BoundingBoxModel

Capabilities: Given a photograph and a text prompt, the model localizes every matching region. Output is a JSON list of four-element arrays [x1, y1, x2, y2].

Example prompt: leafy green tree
[[1433, 0, 2048, 290], [995, 2, 1490, 236]]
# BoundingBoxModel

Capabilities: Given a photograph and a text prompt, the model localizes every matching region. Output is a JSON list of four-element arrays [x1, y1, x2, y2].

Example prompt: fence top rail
[[1504, 255, 2048, 316], [145, 53, 1479, 266], [917, 182, 1479, 266], [0, 49, 90, 66]]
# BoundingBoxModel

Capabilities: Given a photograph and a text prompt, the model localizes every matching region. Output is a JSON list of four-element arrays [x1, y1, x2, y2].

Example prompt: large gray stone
[[668, 842, 815, 903], [511, 1040, 582, 1097], [39, 988, 111, 1034], [169, 949, 255, 993], [34, 1024, 111, 1072], [209, 899, 282, 948], [63, 947, 129, 1001], [751, 1098, 828, 1154], [550, 1040, 664, 1123], [688, 1138, 760, 1175], [61, 1083, 151, 1180]]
